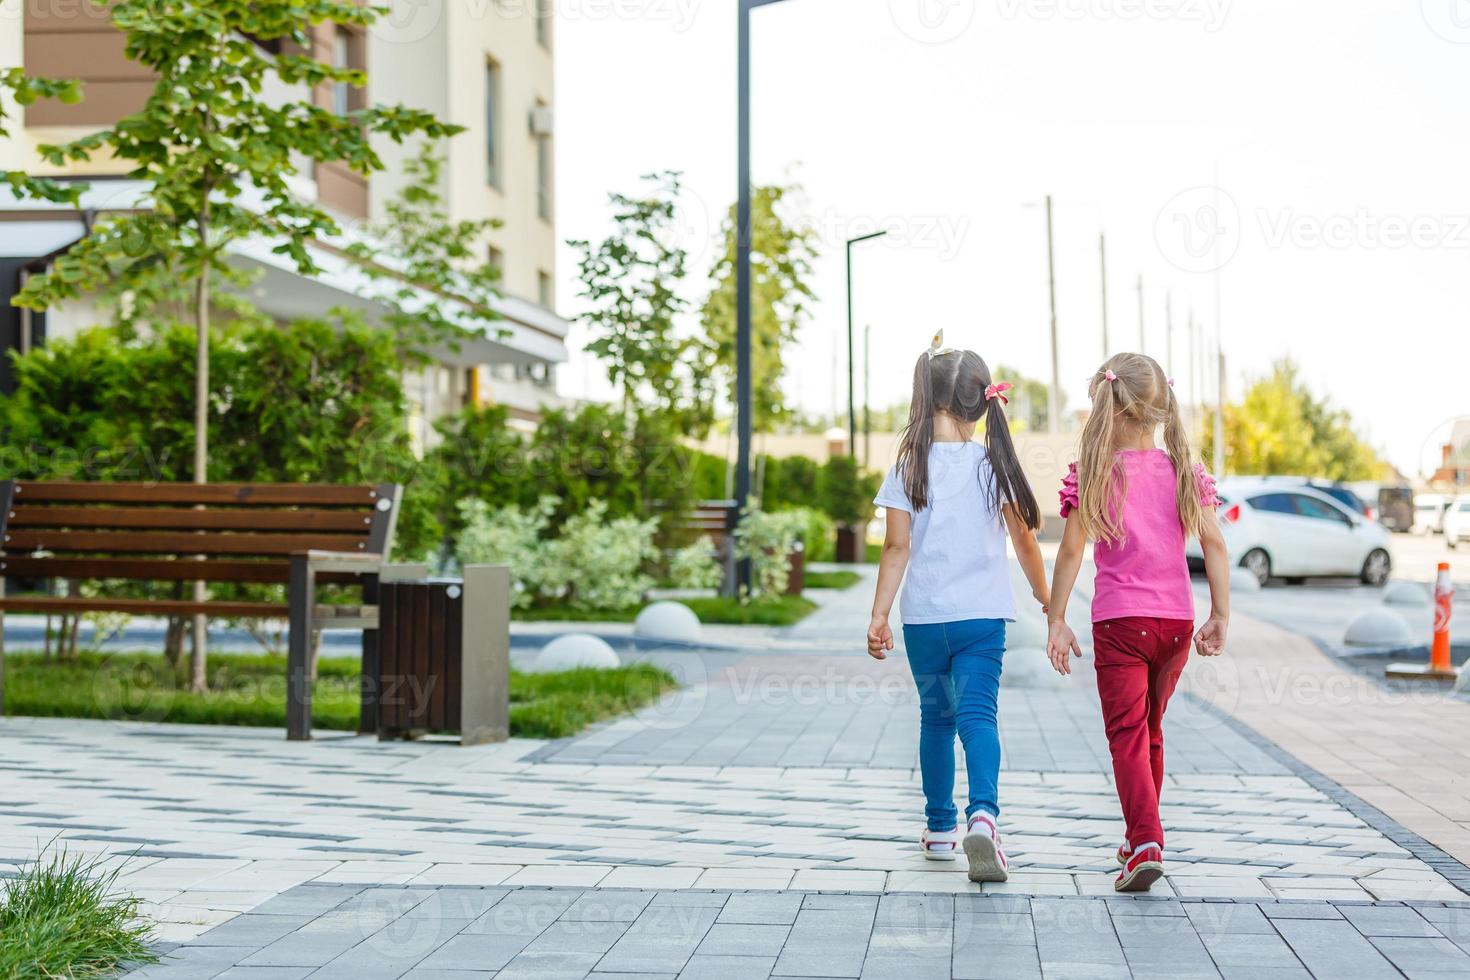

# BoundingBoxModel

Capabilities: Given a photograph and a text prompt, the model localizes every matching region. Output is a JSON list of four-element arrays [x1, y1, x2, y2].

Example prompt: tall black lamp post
[[733, 0, 791, 594]]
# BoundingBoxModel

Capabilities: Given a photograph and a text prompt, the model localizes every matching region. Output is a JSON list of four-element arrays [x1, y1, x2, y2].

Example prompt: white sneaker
[[963, 813, 1009, 882], [921, 826, 960, 861]]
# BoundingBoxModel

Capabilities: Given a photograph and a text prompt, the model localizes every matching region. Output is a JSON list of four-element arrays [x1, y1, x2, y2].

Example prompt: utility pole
[[863, 323, 871, 468], [1099, 232, 1109, 358], [733, 0, 754, 594], [1165, 292, 1174, 381], [1214, 340, 1227, 475], [1046, 195, 1060, 434], [846, 230, 886, 460], [1135, 273, 1145, 352]]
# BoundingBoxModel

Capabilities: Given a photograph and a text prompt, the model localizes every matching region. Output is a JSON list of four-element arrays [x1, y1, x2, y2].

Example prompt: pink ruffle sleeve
[[1059, 462, 1080, 518], [1193, 462, 1220, 509]]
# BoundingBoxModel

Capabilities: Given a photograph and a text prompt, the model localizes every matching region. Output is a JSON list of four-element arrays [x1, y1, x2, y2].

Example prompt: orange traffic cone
[[1388, 563, 1456, 680]]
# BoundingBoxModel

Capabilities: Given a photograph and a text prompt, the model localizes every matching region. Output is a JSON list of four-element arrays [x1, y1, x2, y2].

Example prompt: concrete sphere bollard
[[633, 600, 702, 644], [1382, 581, 1431, 607], [534, 633, 621, 673], [1343, 609, 1413, 648], [1230, 567, 1263, 593], [1001, 647, 1069, 690]]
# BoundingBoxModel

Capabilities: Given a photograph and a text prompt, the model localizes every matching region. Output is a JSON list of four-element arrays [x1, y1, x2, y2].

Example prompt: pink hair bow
[[1167, 377, 1176, 388], [984, 381, 1013, 405], [1104, 370, 1118, 382]]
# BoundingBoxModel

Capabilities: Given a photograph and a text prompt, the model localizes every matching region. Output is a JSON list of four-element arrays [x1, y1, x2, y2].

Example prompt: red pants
[[1093, 616, 1194, 850]]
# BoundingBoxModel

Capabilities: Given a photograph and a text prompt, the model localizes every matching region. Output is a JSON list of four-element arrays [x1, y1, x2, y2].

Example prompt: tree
[[701, 183, 819, 431], [1205, 359, 1384, 481], [345, 140, 505, 362], [570, 171, 714, 435], [0, 68, 83, 204], [14, 0, 459, 690]]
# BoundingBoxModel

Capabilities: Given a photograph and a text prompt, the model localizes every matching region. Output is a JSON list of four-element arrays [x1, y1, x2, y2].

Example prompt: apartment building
[[0, 0, 568, 439]]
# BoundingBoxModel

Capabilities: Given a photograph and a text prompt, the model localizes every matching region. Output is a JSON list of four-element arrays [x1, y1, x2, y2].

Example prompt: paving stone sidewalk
[[125, 882, 1470, 980]]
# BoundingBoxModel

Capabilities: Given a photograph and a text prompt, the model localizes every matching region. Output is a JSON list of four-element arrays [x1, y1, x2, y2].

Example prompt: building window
[[536, 0, 552, 49], [535, 101, 552, 221], [331, 29, 359, 117], [488, 244, 504, 277], [485, 60, 502, 187], [537, 270, 553, 309]]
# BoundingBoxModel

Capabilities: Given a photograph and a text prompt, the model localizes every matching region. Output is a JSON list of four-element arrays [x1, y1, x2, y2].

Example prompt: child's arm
[[867, 509, 911, 661], [1194, 508, 1231, 656], [1003, 503, 1050, 612], [1045, 514, 1087, 676]]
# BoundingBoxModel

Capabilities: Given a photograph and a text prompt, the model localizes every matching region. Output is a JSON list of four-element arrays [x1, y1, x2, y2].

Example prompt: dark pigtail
[[983, 392, 1042, 530], [896, 354, 937, 511]]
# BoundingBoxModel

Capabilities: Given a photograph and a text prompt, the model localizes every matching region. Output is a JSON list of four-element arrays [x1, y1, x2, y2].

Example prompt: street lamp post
[[1099, 232, 1109, 358], [1045, 195, 1059, 434], [847, 230, 887, 460], [734, 0, 790, 593]]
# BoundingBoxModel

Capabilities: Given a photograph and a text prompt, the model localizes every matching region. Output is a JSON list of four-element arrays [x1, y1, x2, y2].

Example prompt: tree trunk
[[190, 201, 211, 694], [163, 616, 185, 670]]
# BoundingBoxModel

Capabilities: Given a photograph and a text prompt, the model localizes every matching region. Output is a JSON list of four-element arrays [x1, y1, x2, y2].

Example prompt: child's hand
[[1046, 620, 1082, 676], [1033, 588, 1051, 614], [1195, 615, 1228, 657], [866, 614, 894, 660]]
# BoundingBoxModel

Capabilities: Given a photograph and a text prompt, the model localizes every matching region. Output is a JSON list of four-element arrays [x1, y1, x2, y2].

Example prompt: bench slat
[[8, 506, 374, 533], [0, 556, 368, 585], [0, 596, 288, 617], [4, 529, 370, 556], [14, 482, 383, 507]]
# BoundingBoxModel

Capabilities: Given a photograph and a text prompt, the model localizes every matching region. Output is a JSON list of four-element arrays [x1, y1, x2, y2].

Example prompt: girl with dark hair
[[866, 333, 1049, 882]]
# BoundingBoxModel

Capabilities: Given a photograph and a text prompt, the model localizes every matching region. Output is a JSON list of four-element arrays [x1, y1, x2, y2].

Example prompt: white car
[[1413, 494, 1449, 535], [1187, 479, 1393, 586], [1446, 496, 1470, 549]]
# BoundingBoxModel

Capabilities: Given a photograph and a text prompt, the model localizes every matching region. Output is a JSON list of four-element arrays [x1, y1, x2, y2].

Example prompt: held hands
[[1195, 614, 1228, 657], [866, 614, 894, 660], [1046, 619, 1083, 676], [1033, 588, 1051, 617]]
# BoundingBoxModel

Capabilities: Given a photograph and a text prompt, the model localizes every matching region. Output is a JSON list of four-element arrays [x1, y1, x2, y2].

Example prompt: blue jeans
[[902, 618, 1006, 831]]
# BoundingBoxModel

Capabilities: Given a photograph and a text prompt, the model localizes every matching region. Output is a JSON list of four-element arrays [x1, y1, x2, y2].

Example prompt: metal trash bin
[[370, 565, 510, 746]]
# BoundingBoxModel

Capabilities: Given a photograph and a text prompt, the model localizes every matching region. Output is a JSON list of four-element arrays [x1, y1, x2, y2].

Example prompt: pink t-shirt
[[1059, 450, 1218, 623]]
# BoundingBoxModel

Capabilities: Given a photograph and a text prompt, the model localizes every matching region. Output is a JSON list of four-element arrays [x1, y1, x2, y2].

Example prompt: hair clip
[[1104, 370, 1118, 382], [984, 382, 1013, 405], [926, 330, 957, 359], [1167, 377, 1176, 388]]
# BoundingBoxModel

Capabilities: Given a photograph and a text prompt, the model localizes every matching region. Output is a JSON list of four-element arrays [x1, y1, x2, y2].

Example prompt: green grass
[[3, 652, 677, 740], [0, 848, 159, 980], [679, 595, 817, 625], [512, 595, 818, 627], [802, 570, 861, 590]]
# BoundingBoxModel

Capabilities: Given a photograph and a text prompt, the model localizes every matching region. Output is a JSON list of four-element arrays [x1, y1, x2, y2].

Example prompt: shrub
[[733, 508, 807, 599], [667, 539, 723, 590], [455, 496, 558, 608], [555, 500, 659, 611], [818, 454, 879, 527]]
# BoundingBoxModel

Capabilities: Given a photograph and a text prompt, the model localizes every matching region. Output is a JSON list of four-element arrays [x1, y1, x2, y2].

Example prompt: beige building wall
[[369, 0, 557, 314]]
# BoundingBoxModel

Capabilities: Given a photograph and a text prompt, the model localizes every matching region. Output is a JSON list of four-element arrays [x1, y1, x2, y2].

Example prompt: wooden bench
[[0, 480, 400, 740]]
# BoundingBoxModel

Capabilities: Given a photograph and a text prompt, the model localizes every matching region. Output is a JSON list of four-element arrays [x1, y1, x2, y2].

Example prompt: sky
[[551, 0, 1470, 477]]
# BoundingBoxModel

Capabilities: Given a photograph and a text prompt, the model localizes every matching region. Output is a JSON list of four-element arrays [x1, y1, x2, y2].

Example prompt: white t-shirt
[[873, 442, 1017, 625]]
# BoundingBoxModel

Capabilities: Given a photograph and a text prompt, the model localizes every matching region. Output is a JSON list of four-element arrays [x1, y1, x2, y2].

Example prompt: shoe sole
[[963, 830, 1008, 882], [1114, 861, 1164, 892], [923, 847, 958, 862]]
